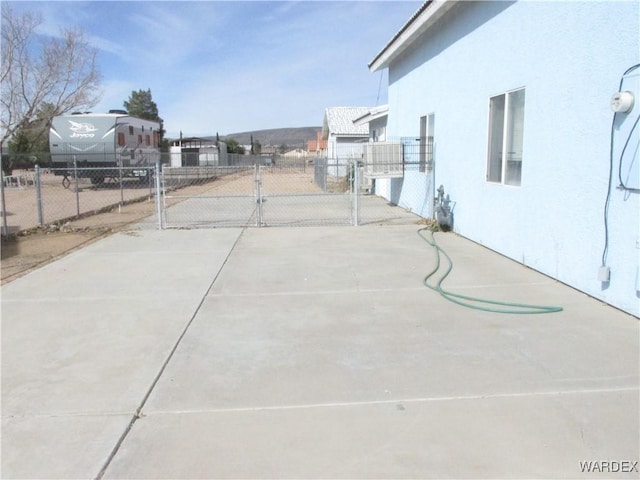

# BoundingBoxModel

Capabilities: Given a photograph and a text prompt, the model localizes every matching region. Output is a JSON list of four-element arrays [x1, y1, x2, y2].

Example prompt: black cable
[[620, 63, 640, 85], [602, 115, 616, 266], [617, 112, 640, 191], [615, 64, 640, 193], [601, 63, 640, 266]]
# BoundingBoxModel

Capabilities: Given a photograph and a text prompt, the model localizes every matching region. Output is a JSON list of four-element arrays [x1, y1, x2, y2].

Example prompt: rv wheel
[[91, 176, 105, 186]]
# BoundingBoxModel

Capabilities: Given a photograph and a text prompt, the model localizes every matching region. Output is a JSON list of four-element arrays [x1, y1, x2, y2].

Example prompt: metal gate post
[[254, 164, 263, 227], [155, 159, 163, 229], [353, 160, 360, 226], [258, 169, 264, 227]]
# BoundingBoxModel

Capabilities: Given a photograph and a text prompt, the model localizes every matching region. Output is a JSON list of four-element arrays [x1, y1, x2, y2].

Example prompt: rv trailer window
[[129, 126, 134, 135], [118, 133, 126, 146]]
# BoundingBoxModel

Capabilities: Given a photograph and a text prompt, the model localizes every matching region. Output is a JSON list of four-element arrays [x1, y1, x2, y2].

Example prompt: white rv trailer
[[49, 110, 161, 184]]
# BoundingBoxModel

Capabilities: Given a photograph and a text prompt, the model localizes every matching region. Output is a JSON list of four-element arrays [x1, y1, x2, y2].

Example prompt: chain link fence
[[1, 161, 158, 236], [160, 159, 358, 228], [159, 156, 426, 229], [1, 147, 435, 235], [362, 138, 439, 222]]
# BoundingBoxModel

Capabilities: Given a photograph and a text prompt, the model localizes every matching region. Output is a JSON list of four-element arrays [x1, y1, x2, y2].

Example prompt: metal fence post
[[73, 155, 80, 216], [119, 162, 124, 210], [258, 167, 264, 227], [254, 164, 263, 227], [148, 165, 153, 199], [0, 156, 7, 237], [353, 160, 360, 227], [155, 159, 163, 230], [35, 164, 44, 226]]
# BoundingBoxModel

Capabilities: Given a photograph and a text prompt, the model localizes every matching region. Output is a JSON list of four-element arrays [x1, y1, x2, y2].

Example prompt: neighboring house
[[282, 148, 310, 159], [369, 0, 639, 316], [353, 104, 389, 142], [307, 131, 328, 156], [322, 107, 370, 161], [353, 105, 403, 193]]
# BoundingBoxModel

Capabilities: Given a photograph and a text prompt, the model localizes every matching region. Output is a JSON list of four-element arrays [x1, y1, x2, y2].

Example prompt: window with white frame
[[419, 113, 435, 173], [487, 88, 525, 186]]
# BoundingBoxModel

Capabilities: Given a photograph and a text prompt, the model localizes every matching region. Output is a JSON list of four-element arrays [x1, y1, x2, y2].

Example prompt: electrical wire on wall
[[601, 63, 640, 268], [375, 69, 384, 107], [617, 112, 640, 192]]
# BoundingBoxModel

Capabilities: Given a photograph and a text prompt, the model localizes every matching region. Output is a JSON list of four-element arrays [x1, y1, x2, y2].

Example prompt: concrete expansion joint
[[95, 227, 247, 480], [140, 385, 639, 417], [207, 286, 426, 298], [2, 410, 132, 419]]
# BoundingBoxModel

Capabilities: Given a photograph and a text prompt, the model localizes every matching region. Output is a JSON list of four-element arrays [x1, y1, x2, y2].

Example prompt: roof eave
[[333, 133, 370, 138], [353, 106, 390, 127], [368, 0, 456, 72]]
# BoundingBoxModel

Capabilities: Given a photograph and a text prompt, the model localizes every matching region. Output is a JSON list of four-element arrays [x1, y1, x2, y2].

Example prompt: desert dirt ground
[[1, 166, 335, 284], [1, 169, 158, 234], [1, 195, 158, 285]]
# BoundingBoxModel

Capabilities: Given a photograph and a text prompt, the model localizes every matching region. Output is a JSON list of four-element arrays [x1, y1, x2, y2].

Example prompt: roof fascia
[[368, 0, 456, 72], [353, 107, 389, 127]]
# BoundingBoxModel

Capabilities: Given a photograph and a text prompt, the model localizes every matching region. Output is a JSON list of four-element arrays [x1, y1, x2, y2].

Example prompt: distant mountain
[[221, 127, 322, 147]]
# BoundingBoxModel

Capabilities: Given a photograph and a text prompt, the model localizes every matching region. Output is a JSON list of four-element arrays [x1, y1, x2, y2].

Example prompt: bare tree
[[1, 5, 102, 146]]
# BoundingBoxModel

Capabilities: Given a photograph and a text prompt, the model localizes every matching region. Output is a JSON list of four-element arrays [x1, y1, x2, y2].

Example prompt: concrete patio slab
[[2, 228, 244, 478], [104, 389, 639, 479], [2, 224, 638, 479]]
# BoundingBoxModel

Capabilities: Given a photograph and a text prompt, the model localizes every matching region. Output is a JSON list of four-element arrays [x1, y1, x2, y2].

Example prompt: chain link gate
[[159, 160, 360, 229], [0, 152, 425, 236]]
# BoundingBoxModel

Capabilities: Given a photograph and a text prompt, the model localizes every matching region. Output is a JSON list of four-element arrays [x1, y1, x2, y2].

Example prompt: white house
[[322, 107, 370, 161], [353, 104, 389, 142], [353, 105, 408, 192], [369, 0, 640, 316]]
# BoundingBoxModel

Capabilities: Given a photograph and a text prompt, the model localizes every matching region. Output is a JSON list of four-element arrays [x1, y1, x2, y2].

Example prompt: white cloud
[[7, 0, 420, 138], [93, 79, 139, 114]]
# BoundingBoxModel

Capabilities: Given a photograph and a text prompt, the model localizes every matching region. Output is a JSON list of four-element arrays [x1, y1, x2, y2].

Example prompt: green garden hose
[[418, 227, 563, 314]]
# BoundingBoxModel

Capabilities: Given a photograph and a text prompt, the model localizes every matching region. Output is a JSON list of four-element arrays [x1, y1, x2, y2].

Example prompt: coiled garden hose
[[418, 227, 563, 314]]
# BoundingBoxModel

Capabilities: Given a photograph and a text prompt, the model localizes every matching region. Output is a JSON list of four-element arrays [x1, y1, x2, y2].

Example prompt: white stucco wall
[[369, 117, 387, 142], [328, 136, 367, 161], [383, 0, 640, 316]]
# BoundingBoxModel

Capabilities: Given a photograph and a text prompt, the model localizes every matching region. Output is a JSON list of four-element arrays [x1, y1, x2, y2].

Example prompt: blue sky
[[9, 1, 421, 138]]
